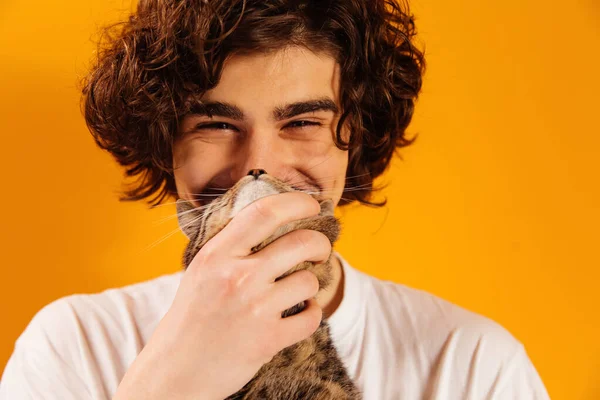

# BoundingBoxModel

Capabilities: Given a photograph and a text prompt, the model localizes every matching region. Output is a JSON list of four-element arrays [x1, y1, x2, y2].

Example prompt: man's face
[[172, 46, 349, 207]]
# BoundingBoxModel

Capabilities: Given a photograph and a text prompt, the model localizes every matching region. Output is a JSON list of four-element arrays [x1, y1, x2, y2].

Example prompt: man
[[1, 0, 550, 398]]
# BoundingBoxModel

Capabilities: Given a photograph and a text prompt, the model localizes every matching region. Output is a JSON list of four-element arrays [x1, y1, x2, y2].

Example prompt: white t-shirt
[[0, 253, 550, 399]]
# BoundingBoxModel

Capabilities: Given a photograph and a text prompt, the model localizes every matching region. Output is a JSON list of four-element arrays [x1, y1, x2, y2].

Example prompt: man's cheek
[[292, 139, 340, 162]]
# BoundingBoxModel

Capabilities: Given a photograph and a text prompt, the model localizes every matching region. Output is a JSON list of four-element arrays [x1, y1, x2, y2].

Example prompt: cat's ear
[[319, 199, 335, 216], [176, 199, 201, 240]]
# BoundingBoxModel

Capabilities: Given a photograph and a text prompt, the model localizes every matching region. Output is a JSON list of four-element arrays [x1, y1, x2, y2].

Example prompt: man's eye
[[195, 122, 237, 130], [286, 120, 321, 129]]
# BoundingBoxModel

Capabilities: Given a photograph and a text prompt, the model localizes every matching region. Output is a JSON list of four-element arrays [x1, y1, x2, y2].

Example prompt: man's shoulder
[[32, 270, 183, 323], [355, 273, 548, 397], [359, 271, 523, 360], [3, 273, 183, 396], [17, 271, 184, 359]]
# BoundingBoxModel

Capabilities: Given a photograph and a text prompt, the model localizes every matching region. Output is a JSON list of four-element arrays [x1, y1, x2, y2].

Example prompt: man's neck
[[315, 253, 345, 318]]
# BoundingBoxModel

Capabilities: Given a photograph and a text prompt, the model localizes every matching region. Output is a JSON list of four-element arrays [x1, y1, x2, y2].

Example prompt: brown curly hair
[[80, 0, 426, 207]]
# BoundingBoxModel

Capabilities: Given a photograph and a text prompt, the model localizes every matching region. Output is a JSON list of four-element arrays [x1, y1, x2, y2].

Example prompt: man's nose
[[234, 134, 284, 181], [248, 169, 267, 179]]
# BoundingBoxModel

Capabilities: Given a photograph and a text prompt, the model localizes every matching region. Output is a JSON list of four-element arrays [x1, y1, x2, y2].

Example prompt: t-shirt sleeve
[[487, 344, 551, 399], [424, 318, 551, 399], [0, 300, 93, 400], [0, 341, 93, 400]]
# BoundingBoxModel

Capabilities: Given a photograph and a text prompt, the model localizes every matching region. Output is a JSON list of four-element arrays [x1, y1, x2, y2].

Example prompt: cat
[[176, 170, 362, 400]]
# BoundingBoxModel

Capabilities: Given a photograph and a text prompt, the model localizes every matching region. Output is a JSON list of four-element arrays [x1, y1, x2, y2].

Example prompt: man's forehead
[[222, 46, 338, 74], [201, 47, 340, 100]]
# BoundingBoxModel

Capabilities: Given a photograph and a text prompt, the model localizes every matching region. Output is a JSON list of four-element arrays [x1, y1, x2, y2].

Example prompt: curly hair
[[80, 0, 426, 207]]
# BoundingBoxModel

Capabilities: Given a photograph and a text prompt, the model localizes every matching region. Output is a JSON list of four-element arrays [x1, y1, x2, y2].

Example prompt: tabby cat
[[176, 170, 361, 400]]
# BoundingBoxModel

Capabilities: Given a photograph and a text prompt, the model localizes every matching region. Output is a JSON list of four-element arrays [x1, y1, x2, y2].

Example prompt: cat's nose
[[247, 169, 267, 179]]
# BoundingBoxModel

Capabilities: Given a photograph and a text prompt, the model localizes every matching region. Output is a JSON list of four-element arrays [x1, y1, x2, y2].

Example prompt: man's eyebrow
[[186, 98, 339, 121], [187, 101, 245, 121], [273, 98, 339, 121]]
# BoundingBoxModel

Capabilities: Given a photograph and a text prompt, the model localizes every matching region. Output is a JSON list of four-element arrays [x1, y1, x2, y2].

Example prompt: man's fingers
[[265, 269, 320, 314], [275, 298, 323, 348], [248, 229, 332, 283], [211, 192, 321, 256]]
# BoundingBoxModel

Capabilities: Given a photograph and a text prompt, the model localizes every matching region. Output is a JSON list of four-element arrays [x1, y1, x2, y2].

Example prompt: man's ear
[[319, 199, 335, 216], [176, 199, 201, 240]]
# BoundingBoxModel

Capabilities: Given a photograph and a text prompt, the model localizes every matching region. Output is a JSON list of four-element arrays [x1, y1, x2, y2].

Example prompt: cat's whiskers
[[301, 190, 357, 203], [300, 183, 374, 195], [152, 202, 212, 225], [150, 200, 187, 209], [152, 173, 373, 209], [143, 212, 205, 252], [149, 189, 229, 209], [281, 154, 335, 187], [152, 174, 378, 228], [284, 172, 373, 188], [167, 195, 232, 237], [172, 190, 230, 198]]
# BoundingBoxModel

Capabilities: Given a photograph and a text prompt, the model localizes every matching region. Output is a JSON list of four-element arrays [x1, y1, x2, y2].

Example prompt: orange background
[[1, 1, 598, 398]]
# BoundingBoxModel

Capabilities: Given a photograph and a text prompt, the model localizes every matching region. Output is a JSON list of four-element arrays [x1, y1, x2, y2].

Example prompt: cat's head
[[176, 170, 339, 270]]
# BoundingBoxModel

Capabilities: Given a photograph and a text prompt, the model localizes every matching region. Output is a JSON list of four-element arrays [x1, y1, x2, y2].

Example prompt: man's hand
[[113, 192, 331, 400]]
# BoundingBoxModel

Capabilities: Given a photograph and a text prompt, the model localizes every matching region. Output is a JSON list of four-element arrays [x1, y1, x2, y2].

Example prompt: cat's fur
[[176, 172, 362, 400]]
